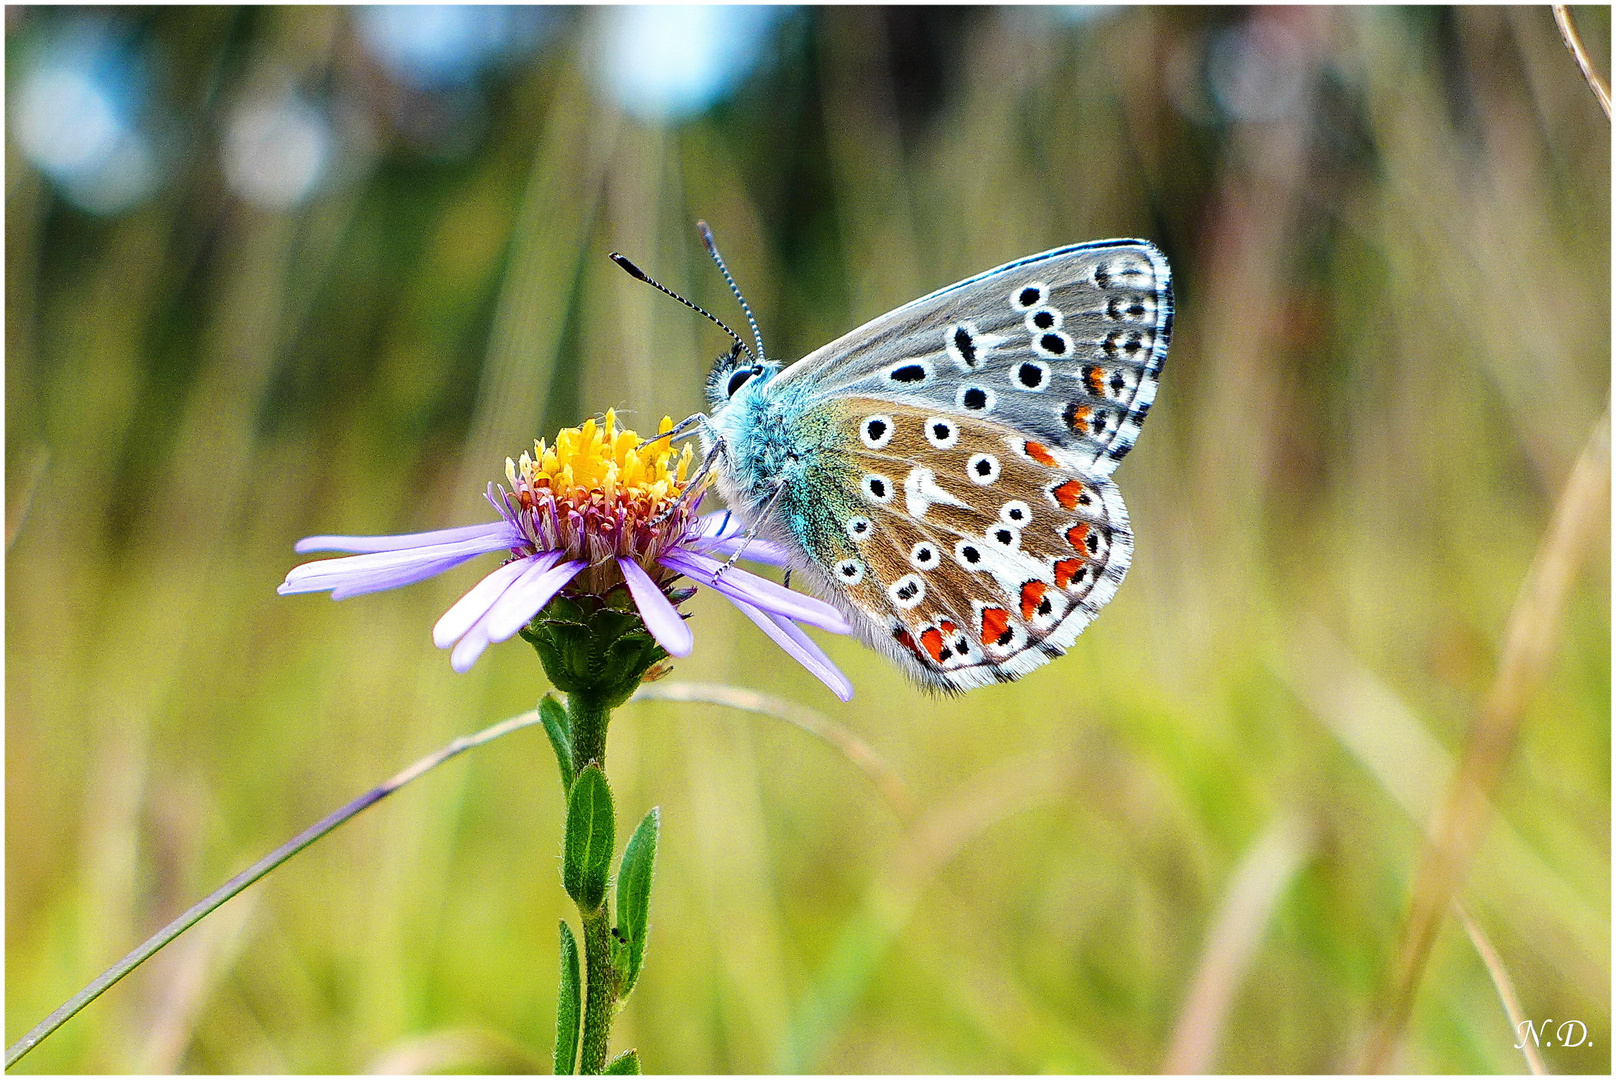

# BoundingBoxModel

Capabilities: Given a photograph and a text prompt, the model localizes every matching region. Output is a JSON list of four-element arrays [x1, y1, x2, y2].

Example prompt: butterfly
[[612, 225, 1171, 693]]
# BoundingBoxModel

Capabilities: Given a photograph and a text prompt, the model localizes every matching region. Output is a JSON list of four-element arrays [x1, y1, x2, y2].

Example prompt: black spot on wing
[[954, 326, 977, 365]]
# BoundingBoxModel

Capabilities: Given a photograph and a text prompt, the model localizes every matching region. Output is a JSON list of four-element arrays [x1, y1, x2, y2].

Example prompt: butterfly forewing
[[806, 399, 1133, 692], [773, 240, 1171, 479]]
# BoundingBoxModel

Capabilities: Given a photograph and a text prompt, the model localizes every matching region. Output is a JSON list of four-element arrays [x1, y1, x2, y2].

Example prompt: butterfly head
[[706, 341, 780, 412]]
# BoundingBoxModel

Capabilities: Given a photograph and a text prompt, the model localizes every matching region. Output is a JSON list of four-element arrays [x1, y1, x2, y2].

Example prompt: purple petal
[[329, 557, 472, 601], [619, 557, 693, 657], [450, 618, 494, 673], [434, 553, 554, 648], [280, 532, 521, 597], [660, 549, 852, 634], [484, 559, 587, 643], [692, 513, 791, 567], [700, 535, 793, 568], [696, 512, 747, 540], [729, 597, 854, 702], [295, 520, 520, 554]]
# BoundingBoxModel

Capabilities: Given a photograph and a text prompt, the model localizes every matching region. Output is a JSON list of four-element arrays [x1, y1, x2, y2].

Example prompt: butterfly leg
[[712, 476, 787, 579], [634, 411, 706, 452], [648, 422, 729, 528]]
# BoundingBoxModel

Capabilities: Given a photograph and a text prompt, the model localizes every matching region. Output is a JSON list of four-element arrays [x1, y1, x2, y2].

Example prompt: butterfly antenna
[[609, 252, 756, 364], [696, 220, 767, 363]]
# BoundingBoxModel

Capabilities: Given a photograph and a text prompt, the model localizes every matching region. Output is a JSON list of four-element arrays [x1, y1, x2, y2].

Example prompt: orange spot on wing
[[939, 620, 958, 635], [1025, 441, 1058, 467], [893, 628, 927, 663], [1063, 403, 1092, 434], [1066, 523, 1090, 549], [1020, 580, 1048, 621], [1053, 481, 1083, 510], [919, 627, 945, 662], [1084, 365, 1106, 396], [979, 607, 1010, 647], [1054, 558, 1084, 589]]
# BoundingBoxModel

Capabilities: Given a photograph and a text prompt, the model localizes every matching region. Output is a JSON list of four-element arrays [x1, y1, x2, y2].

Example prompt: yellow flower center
[[506, 409, 693, 513]]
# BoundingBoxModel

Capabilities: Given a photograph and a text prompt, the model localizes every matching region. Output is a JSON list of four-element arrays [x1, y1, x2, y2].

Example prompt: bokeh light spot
[[356, 5, 534, 90], [598, 5, 788, 123], [223, 96, 333, 211], [14, 65, 123, 175], [10, 20, 163, 214]]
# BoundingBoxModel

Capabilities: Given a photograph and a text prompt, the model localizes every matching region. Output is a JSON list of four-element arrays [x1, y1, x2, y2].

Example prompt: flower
[[280, 410, 854, 700]]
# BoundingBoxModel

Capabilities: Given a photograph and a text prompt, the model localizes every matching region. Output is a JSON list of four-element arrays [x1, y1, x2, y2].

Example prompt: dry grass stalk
[[365, 1027, 548, 1074], [1362, 407, 1610, 1072], [133, 891, 261, 1073], [1163, 814, 1315, 1074], [1552, 5, 1612, 119], [631, 680, 918, 821], [5, 444, 49, 550], [1455, 901, 1547, 1075], [781, 747, 1076, 1071]]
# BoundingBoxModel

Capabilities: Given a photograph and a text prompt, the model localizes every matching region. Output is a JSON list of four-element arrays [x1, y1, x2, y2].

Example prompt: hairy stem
[[569, 687, 618, 1072], [568, 688, 612, 774], [578, 908, 621, 1074]]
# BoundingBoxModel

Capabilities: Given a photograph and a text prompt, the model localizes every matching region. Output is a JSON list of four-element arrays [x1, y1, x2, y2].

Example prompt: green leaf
[[603, 1049, 641, 1074], [614, 806, 659, 997], [540, 695, 573, 791], [562, 766, 614, 912], [553, 921, 581, 1075]]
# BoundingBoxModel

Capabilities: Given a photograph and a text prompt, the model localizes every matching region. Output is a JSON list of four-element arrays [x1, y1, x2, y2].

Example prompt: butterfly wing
[[783, 398, 1133, 693], [772, 239, 1171, 478]]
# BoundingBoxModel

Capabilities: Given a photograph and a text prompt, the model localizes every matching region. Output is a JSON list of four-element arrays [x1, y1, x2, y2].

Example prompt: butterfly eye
[[1034, 332, 1072, 358], [725, 366, 760, 398], [1102, 329, 1149, 358], [1107, 295, 1153, 322], [945, 322, 982, 369]]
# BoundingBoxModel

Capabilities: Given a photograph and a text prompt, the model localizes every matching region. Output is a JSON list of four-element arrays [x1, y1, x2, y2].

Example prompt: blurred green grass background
[[5, 5, 1609, 1073]]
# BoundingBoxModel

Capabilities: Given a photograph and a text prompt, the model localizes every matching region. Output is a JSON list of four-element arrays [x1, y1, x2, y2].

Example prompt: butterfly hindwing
[[773, 239, 1171, 478], [803, 398, 1133, 692]]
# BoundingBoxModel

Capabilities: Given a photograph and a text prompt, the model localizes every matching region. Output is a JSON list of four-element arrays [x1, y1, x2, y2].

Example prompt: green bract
[[522, 589, 669, 713]]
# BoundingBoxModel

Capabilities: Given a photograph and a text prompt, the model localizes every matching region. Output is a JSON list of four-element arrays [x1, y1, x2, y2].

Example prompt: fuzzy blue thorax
[[704, 367, 859, 563]]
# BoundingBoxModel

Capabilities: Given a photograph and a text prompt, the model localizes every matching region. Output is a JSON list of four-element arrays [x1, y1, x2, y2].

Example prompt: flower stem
[[535, 593, 667, 1073], [578, 907, 621, 1074], [567, 688, 614, 773], [567, 687, 622, 1073]]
